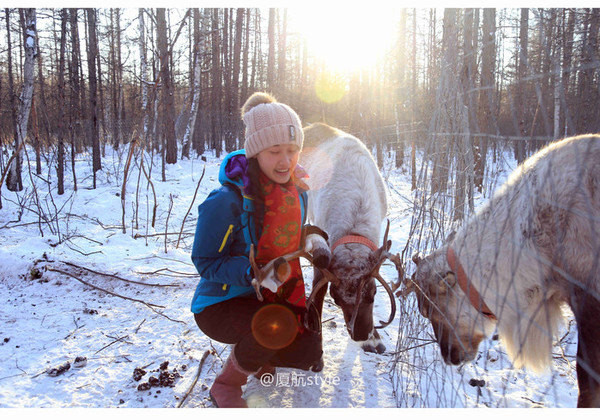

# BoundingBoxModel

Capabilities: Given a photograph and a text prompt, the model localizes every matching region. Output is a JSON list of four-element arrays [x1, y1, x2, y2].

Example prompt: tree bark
[[277, 9, 287, 93], [513, 8, 529, 163], [157, 8, 178, 164], [561, 8, 576, 136], [410, 8, 417, 191], [267, 8, 275, 89], [86, 8, 101, 188], [34, 17, 48, 175], [394, 9, 407, 169], [7, 8, 37, 192], [110, 9, 120, 149], [241, 9, 251, 106], [552, 9, 562, 139], [577, 8, 600, 133], [475, 8, 496, 192], [57, 8, 68, 195], [210, 8, 222, 157], [231, 8, 244, 148], [223, 9, 233, 151], [183, 8, 203, 158], [4, 8, 19, 191], [139, 8, 150, 143]]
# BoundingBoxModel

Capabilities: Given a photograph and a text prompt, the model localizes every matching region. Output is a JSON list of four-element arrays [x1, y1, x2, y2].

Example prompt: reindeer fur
[[412, 134, 600, 407]]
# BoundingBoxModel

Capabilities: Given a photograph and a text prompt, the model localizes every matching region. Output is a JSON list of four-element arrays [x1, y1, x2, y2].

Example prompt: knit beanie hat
[[241, 92, 304, 158]]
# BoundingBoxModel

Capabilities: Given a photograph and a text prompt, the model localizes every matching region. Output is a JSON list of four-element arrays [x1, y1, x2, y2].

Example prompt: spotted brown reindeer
[[300, 123, 402, 354], [403, 134, 600, 407]]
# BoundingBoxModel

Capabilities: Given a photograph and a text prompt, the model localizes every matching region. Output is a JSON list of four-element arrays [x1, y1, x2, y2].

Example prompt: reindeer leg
[[573, 293, 600, 407], [308, 268, 328, 373]]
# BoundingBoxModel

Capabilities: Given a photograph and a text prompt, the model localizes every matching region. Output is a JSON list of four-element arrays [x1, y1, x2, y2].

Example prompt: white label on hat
[[289, 125, 296, 140]]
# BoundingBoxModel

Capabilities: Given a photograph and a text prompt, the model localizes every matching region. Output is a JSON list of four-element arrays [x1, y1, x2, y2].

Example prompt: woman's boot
[[210, 351, 255, 408]]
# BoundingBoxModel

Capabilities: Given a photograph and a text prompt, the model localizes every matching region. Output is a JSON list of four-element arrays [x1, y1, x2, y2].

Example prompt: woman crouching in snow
[[190, 92, 330, 408]]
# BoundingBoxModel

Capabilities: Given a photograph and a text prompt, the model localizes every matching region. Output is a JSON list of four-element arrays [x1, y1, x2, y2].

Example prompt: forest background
[[1, 6, 599, 215]]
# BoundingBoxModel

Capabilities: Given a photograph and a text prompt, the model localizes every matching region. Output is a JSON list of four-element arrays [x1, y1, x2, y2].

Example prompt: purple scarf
[[225, 155, 251, 191]]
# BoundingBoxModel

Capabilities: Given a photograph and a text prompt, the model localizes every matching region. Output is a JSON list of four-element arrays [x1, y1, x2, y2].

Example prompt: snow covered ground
[[0, 143, 589, 411]]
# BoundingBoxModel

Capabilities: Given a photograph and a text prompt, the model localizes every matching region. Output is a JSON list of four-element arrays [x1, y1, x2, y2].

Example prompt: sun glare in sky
[[290, 6, 400, 74]]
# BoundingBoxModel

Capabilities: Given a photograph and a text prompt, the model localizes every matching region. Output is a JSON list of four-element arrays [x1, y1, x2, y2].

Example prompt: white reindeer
[[300, 123, 399, 354], [406, 134, 600, 407]]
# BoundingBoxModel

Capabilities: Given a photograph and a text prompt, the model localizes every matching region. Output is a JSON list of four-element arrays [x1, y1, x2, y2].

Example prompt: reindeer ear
[[437, 272, 456, 293], [438, 271, 457, 291], [445, 231, 456, 244], [412, 253, 422, 265], [445, 272, 456, 287]]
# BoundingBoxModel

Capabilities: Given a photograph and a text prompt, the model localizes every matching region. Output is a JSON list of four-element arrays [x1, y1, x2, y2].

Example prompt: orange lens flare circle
[[251, 304, 299, 350]]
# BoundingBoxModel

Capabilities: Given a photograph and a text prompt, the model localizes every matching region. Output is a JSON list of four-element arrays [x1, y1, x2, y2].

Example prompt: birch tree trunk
[[394, 9, 407, 169], [277, 9, 287, 92], [210, 8, 222, 157], [553, 11, 562, 139], [267, 9, 275, 88], [514, 8, 529, 163], [241, 9, 250, 106], [475, 8, 496, 193], [5, 8, 19, 183], [410, 8, 417, 191], [139, 8, 150, 143], [110, 9, 120, 149], [183, 8, 203, 158], [7, 8, 36, 192], [561, 8, 575, 136]]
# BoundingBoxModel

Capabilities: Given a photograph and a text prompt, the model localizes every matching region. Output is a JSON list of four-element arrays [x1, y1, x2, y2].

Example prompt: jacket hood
[[218, 149, 247, 188]]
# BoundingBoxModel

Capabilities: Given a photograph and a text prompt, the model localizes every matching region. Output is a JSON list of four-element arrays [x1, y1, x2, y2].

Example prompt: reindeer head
[[319, 221, 402, 343], [328, 244, 381, 341], [405, 249, 493, 365]]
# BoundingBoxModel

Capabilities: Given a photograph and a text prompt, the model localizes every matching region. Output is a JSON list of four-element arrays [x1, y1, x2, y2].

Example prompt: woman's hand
[[303, 226, 331, 269]]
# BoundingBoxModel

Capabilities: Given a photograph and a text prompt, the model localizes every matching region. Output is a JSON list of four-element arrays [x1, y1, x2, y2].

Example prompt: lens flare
[[251, 304, 299, 350], [315, 72, 348, 104]]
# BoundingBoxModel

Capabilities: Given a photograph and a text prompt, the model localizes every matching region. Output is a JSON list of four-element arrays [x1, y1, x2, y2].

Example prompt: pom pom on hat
[[241, 92, 276, 117], [241, 92, 304, 158]]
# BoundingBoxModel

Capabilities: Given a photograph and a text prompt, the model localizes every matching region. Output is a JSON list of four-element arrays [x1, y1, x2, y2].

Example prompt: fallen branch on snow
[[177, 350, 211, 408], [60, 261, 180, 287], [135, 267, 197, 278], [48, 267, 186, 324], [48, 267, 165, 308]]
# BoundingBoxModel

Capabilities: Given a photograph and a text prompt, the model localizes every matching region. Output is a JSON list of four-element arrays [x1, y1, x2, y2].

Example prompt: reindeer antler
[[249, 245, 311, 301], [349, 219, 406, 332], [249, 227, 336, 301]]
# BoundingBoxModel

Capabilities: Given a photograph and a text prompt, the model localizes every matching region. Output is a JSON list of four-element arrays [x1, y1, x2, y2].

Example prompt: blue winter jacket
[[190, 150, 307, 313]]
